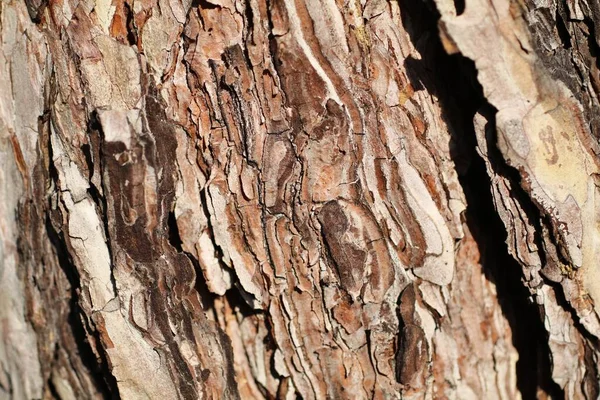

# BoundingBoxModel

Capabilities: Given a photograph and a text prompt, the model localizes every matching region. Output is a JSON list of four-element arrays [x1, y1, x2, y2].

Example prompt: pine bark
[[1, 0, 600, 398]]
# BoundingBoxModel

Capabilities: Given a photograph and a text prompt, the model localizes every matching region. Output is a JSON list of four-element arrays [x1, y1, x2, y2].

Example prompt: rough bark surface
[[1, 0, 600, 398]]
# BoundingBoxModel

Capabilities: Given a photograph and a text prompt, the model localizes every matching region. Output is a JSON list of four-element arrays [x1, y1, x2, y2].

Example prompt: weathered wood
[[1, 0, 599, 398]]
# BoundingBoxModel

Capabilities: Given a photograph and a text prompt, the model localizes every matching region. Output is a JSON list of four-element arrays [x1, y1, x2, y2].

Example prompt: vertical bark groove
[[399, 2, 564, 396]]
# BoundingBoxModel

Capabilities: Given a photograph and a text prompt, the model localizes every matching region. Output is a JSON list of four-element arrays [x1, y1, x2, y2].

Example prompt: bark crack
[[398, 0, 563, 396]]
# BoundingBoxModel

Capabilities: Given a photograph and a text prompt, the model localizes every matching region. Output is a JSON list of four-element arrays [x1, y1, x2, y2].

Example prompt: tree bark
[[1, 0, 600, 397]]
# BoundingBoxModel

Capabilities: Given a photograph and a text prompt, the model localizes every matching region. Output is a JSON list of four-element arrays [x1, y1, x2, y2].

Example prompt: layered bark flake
[[1, 0, 600, 398]]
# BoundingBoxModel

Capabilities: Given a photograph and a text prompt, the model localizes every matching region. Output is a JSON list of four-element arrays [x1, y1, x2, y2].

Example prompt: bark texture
[[1, 0, 600, 398]]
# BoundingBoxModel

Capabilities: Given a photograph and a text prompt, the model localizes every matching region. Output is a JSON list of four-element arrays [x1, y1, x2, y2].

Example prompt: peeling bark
[[1, 0, 600, 398]]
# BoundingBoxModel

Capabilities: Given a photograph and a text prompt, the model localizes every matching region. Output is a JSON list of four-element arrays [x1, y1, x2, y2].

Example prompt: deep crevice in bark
[[86, 111, 120, 298], [460, 126, 564, 400], [397, 0, 563, 397], [463, 55, 600, 397], [45, 217, 119, 399], [44, 113, 119, 399], [122, 1, 138, 47], [46, 370, 61, 400], [167, 210, 185, 253]]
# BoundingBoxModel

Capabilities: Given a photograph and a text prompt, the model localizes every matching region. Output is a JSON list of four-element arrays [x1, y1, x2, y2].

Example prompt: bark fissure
[[44, 217, 119, 399], [430, 0, 600, 395], [462, 127, 565, 399], [398, 1, 563, 396]]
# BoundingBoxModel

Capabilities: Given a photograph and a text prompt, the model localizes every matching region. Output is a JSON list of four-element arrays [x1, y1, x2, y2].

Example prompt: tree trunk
[[1, 0, 600, 397]]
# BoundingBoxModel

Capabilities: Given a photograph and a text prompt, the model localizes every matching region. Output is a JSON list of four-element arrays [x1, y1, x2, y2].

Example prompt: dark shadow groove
[[86, 110, 120, 298], [167, 210, 185, 253], [44, 108, 120, 399], [397, 0, 563, 398], [45, 216, 119, 399], [459, 124, 563, 400], [453, 0, 465, 16]]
